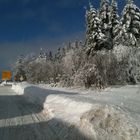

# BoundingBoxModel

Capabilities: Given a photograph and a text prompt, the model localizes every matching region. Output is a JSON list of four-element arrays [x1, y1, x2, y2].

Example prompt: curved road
[[0, 86, 87, 140]]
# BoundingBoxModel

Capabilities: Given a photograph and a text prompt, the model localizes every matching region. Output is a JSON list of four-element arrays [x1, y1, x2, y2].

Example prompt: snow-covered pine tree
[[99, 0, 110, 32], [45, 52, 49, 61], [75, 40, 79, 49], [85, 2, 109, 55], [109, 0, 119, 40], [85, 3, 98, 54], [36, 48, 47, 63], [85, 2, 95, 53], [39, 48, 45, 58], [55, 48, 61, 61], [98, 0, 113, 49], [14, 54, 26, 81], [61, 47, 66, 58], [49, 51, 53, 61], [115, 0, 140, 46]]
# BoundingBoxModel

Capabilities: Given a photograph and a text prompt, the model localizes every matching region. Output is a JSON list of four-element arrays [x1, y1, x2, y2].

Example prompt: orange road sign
[[2, 71, 12, 80]]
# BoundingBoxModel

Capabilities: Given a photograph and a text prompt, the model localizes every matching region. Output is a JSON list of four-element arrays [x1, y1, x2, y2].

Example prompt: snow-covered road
[[0, 86, 88, 140]]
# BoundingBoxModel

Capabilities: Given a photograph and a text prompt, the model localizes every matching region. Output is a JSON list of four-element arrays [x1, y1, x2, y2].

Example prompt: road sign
[[2, 71, 12, 80]]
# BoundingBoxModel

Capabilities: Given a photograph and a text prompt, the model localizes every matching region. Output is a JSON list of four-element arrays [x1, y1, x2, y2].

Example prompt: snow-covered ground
[[12, 83, 140, 140], [0, 80, 13, 86]]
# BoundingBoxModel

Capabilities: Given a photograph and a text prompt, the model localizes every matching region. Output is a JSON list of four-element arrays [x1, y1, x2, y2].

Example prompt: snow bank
[[12, 82, 29, 94], [12, 83, 93, 123], [80, 105, 140, 140], [0, 81, 13, 86]]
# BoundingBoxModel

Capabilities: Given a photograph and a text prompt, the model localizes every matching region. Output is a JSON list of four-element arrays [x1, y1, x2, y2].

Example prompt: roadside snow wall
[[12, 83, 92, 123], [80, 105, 140, 140]]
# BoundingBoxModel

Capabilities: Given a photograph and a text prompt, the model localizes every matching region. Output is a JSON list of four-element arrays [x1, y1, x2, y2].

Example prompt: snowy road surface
[[0, 86, 88, 140]]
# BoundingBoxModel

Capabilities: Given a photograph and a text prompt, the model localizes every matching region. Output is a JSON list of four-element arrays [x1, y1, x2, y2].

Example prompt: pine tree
[[39, 48, 44, 58], [109, 0, 119, 39], [85, 2, 111, 55], [85, 3, 95, 53], [14, 55, 26, 81], [55, 47, 63, 62], [67, 42, 72, 51], [115, 0, 140, 46], [49, 51, 53, 61], [99, 0, 110, 33], [45, 52, 48, 61], [98, 0, 113, 49], [75, 40, 79, 49]]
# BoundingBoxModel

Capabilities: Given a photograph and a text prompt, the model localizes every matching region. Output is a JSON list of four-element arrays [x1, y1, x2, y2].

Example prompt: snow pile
[[12, 82, 30, 94], [0, 81, 13, 86], [0, 82, 4, 86], [80, 105, 140, 140], [45, 95, 92, 123], [12, 83, 93, 123]]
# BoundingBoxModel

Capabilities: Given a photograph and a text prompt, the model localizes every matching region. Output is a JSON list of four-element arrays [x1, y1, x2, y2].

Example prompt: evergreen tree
[[85, 3, 95, 53], [115, 0, 140, 46], [85, 2, 110, 55], [67, 42, 72, 51], [14, 55, 26, 81], [49, 51, 53, 61], [54, 47, 63, 62], [98, 0, 113, 49], [39, 48, 45, 58], [75, 40, 79, 49], [45, 52, 49, 61], [109, 0, 119, 40], [99, 0, 110, 33]]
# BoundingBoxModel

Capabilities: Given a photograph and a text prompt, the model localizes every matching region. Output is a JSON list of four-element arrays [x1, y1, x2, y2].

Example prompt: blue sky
[[0, 0, 140, 73]]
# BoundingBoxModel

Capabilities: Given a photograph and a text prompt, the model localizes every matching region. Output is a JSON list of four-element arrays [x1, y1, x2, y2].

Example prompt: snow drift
[[80, 105, 140, 140]]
